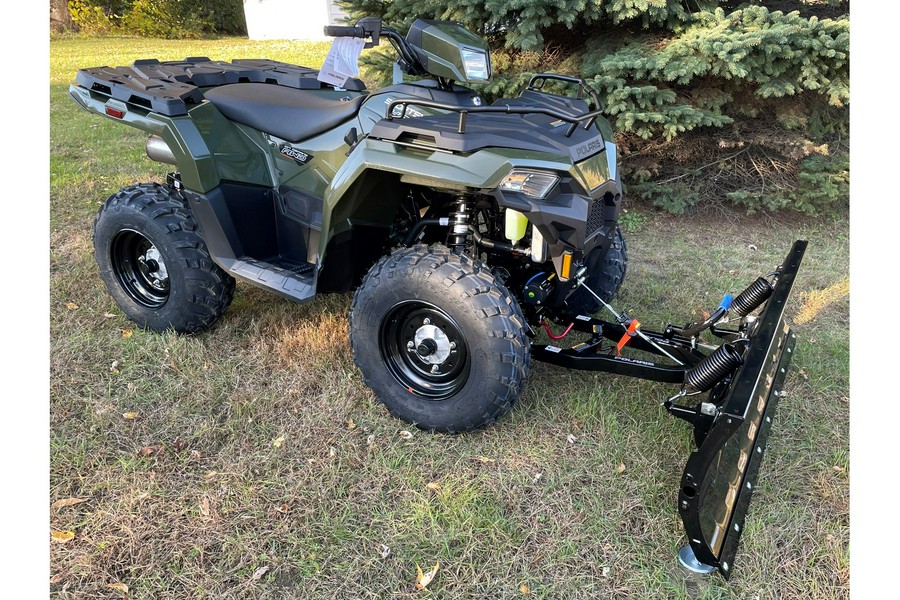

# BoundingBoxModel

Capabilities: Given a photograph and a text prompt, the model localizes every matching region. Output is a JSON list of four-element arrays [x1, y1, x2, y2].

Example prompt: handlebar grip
[[324, 25, 366, 37]]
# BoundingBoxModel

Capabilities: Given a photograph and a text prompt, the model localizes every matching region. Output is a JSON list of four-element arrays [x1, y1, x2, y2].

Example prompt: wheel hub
[[413, 324, 451, 364], [138, 247, 169, 289], [380, 301, 471, 400], [110, 229, 170, 309]]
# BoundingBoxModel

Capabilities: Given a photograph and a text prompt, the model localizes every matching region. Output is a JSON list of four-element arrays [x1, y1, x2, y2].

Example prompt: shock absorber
[[731, 277, 774, 318], [448, 196, 471, 251]]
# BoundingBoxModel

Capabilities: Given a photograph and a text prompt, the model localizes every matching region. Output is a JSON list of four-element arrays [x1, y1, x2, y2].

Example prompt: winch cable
[[573, 267, 684, 365]]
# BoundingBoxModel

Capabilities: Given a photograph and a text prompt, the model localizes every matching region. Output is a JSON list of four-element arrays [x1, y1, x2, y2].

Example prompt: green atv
[[71, 18, 806, 577]]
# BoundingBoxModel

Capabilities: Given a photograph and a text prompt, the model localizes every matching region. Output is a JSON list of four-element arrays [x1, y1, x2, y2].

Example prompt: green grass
[[50, 36, 849, 599]]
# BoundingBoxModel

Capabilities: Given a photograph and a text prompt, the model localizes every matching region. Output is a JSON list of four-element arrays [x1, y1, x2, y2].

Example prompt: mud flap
[[677, 241, 806, 578]]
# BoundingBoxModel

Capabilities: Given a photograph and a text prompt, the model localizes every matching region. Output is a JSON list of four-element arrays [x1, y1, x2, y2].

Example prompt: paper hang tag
[[392, 60, 403, 84], [317, 37, 366, 87]]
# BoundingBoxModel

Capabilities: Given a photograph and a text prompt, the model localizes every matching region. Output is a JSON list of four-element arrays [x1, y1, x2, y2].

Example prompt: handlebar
[[323, 25, 366, 38], [324, 18, 381, 48]]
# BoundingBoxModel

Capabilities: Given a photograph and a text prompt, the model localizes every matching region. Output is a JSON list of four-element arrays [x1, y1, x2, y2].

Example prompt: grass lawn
[[49, 36, 849, 599]]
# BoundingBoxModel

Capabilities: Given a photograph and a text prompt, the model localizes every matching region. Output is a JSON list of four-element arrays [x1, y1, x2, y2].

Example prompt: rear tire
[[350, 245, 531, 432], [93, 183, 235, 333]]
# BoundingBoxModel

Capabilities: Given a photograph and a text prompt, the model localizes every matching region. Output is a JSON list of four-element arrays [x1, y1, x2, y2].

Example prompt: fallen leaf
[[121, 328, 133, 339], [51, 530, 75, 544], [106, 583, 129, 594], [415, 560, 440, 590], [833, 465, 845, 472], [103, 312, 116, 318], [199, 497, 211, 517], [65, 302, 78, 310], [122, 411, 137, 420], [275, 503, 290, 514], [136, 444, 164, 458], [51, 497, 87, 511], [366, 433, 376, 446], [272, 436, 285, 449], [380, 544, 390, 559], [616, 463, 626, 474], [520, 583, 531, 595], [250, 565, 269, 582], [204, 471, 218, 481], [49, 573, 66, 585], [825, 533, 836, 542], [328, 446, 336, 458], [566, 434, 577, 444], [426, 482, 442, 493], [399, 430, 413, 440], [346, 418, 357, 430], [190, 450, 203, 460], [171, 438, 189, 453]]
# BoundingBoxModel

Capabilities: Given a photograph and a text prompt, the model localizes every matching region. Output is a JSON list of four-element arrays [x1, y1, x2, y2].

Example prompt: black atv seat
[[204, 83, 365, 143]]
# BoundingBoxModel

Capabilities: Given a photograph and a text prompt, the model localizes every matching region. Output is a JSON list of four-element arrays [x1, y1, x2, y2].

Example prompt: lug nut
[[430, 365, 439, 373]]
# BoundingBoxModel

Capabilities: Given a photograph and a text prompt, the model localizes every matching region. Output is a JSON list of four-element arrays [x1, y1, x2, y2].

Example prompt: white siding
[[243, 0, 347, 41]]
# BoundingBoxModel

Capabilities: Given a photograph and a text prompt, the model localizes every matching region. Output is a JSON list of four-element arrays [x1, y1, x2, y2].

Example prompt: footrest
[[229, 257, 316, 302]]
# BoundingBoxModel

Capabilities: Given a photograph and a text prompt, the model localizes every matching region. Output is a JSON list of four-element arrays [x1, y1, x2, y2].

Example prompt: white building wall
[[243, 0, 348, 41]]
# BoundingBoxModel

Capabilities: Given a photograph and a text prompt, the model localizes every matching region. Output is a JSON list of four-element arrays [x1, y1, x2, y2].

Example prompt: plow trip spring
[[531, 241, 807, 577]]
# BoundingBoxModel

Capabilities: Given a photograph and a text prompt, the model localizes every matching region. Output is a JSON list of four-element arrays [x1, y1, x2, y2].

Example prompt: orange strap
[[616, 319, 641, 356]]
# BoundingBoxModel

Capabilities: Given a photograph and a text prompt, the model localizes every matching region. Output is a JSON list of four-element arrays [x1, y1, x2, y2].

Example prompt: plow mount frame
[[530, 240, 807, 578]]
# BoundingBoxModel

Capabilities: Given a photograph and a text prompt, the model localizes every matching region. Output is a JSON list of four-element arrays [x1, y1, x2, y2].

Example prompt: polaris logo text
[[574, 138, 603, 159], [281, 146, 313, 165]]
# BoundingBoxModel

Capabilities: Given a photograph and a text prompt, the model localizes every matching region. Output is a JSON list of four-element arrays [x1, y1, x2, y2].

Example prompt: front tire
[[565, 225, 628, 316], [93, 183, 235, 333], [350, 245, 531, 432]]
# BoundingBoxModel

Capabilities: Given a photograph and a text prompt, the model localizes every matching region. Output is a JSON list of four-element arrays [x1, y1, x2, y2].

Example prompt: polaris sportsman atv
[[70, 18, 806, 577]]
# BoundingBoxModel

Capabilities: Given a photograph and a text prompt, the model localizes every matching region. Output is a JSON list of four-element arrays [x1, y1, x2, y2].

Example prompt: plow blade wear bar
[[677, 240, 807, 578]]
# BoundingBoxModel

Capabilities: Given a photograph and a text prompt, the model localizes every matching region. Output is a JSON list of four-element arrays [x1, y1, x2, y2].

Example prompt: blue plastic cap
[[719, 294, 734, 311]]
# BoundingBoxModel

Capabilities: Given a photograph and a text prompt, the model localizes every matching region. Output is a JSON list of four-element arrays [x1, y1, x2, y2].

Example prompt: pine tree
[[339, 0, 849, 214]]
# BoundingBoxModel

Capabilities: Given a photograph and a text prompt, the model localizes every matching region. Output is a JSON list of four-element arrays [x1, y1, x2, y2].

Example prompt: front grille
[[586, 199, 604, 237]]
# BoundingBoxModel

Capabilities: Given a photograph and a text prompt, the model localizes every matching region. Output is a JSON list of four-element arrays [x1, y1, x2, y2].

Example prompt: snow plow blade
[[677, 240, 806, 578]]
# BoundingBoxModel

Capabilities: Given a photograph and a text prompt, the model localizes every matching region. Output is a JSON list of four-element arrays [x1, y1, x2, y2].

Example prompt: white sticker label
[[575, 315, 591, 321], [317, 37, 365, 87], [545, 346, 562, 353]]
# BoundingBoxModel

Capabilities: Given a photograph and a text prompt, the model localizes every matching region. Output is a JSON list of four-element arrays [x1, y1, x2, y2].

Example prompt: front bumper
[[492, 176, 622, 281]]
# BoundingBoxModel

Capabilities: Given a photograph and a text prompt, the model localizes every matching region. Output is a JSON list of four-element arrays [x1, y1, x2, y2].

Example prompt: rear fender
[[69, 84, 275, 192]]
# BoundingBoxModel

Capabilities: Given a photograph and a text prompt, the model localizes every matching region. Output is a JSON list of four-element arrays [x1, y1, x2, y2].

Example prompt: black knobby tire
[[350, 245, 531, 433], [565, 225, 628, 316], [93, 183, 235, 333]]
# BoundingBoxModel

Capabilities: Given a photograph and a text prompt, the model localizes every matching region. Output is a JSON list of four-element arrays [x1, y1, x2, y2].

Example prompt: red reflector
[[105, 106, 125, 118]]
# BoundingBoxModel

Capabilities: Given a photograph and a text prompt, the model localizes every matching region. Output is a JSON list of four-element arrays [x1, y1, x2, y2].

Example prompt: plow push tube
[[677, 240, 806, 578]]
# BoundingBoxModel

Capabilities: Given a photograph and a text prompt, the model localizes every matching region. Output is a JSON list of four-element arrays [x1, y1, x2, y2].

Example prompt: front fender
[[320, 139, 575, 258]]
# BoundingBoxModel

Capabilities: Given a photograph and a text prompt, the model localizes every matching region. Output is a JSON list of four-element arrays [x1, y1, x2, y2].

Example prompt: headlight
[[498, 169, 559, 199], [461, 48, 490, 81]]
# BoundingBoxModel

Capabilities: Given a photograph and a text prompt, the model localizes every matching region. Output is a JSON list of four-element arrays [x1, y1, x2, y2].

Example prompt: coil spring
[[685, 344, 743, 393], [731, 277, 773, 318], [448, 197, 471, 250]]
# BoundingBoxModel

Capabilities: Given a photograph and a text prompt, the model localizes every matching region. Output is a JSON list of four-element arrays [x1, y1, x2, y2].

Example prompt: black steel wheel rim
[[110, 229, 170, 309], [379, 301, 471, 399]]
